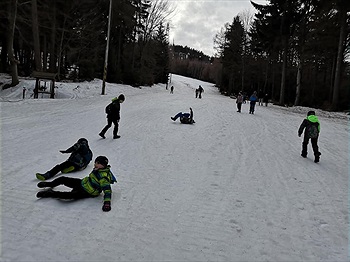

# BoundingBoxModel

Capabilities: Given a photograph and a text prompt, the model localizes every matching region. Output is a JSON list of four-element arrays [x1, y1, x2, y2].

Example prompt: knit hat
[[95, 156, 108, 167], [78, 138, 88, 144], [118, 94, 125, 102], [307, 111, 315, 116]]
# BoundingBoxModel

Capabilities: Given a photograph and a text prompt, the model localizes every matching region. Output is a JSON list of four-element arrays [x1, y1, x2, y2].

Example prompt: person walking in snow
[[298, 110, 321, 163], [249, 91, 258, 114], [171, 107, 195, 124], [99, 94, 125, 139], [36, 156, 116, 212], [236, 92, 243, 112], [198, 85, 204, 99], [170, 86, 174, 94], [263, 93, 269, 106], [36, 138, 93, 181], [258, 89, 264, 105]]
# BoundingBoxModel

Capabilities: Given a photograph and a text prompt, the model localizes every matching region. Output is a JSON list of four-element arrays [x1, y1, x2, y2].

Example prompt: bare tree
[[213, 23, 229, 57], [239, 9, 254, 91], [141, 0, 175, 41], [7, 0, 19, 86], [332, 0, 349, 111], [31, 0, 42, 71]]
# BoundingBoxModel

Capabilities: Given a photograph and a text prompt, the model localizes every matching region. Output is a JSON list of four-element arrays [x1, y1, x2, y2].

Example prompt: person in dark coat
[[171, 107, 195, 124], [298, 110, 321, 162], [236, 92, 243, 112], [249, 91, 258, 114], [36, 138, 93, 180], [198, 85, 204, 98], [263, 93, 269, 106], [99, 94, 125, 139], [258, 89, 264, 105]]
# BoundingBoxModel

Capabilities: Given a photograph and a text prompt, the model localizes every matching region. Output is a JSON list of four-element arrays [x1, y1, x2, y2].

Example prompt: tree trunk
[[7, 0, 19, 86], [294, 60, 301, 106], [331, 8, 347, 111], [279, 36, 288, 105], [49, 0, 57, 72], [31, 0, 42, 71]]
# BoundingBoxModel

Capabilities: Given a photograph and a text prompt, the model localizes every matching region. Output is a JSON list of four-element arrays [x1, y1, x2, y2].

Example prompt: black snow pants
[[100, 117, 119, 137], [49, 160, 77, 176], [302, 136, 319, 157], [45, 176, 92, 200]]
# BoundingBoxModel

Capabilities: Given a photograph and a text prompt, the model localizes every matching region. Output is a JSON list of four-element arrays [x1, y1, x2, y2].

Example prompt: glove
[[102, 201, 111, 212], [60, 150, 67, 154]]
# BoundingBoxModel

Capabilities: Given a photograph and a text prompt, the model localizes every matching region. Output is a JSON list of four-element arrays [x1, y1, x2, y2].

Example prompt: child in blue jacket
[[249, 91, 258, 114]]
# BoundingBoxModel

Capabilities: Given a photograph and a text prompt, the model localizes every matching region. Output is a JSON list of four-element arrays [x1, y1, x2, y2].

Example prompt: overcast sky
[[168, 0, 268, 57]]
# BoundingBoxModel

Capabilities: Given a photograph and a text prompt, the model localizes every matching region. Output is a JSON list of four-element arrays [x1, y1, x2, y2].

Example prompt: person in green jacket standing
[[298, 111, 321, 163], [36, 156, 116, 212]]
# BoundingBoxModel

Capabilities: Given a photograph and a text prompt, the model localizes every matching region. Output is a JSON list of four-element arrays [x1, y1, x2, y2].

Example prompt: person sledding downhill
[[36, 156, 116, 212], [171, 107, 195, 124], [298, 110, 321, 163], [36, 138, 93, 181], [99, 94, 125, 139]]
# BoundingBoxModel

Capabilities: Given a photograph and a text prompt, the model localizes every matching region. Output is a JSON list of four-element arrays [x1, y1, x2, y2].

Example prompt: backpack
[[308, 124, 319, 138], [105, 103, 111, 114]]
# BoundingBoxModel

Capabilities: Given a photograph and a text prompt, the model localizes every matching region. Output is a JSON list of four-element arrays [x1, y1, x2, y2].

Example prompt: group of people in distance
[[35, 86, 322, 213], [235, 91, 269, 114]]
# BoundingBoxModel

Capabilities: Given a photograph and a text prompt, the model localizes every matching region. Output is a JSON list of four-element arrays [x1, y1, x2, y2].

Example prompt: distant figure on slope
[[258, 89, 264, 105], [170, 86, 174, 94], [36, 156, 116, 212], [263, 93, 269, 106], [195, 88, 199, 98], [36, 138, 93, 181], [171, 107, 195, 124], [249, 91, 258, 114], [197, 85, 204, 98], [298, 110, 321, 163], [99, 94, 125, 139], [236, 92, 243, 112]]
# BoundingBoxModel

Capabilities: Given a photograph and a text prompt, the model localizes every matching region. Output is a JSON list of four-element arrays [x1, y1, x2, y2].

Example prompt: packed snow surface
[[0, 74, 349, 261]]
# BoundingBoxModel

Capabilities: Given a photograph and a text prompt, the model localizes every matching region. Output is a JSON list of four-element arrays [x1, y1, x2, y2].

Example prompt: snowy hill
[[0, 74, 348, 261]]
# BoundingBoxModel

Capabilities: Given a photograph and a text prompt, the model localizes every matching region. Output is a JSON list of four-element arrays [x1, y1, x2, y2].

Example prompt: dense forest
[[213, 0, 350, 110], [1, 0, 171, 87], [1, 0, 349, 111]]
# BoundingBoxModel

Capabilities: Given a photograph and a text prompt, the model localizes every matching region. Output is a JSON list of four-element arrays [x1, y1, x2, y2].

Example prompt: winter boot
[[301, 153, 307, 158], [36, 189, 55, 198], [99, 132, 106, 139], [37, 181, 53, 188], [36, 172, 53, 181], [314, 152, 321, 163], [171, 117, 176, 121], [113, 135, 121, 139]]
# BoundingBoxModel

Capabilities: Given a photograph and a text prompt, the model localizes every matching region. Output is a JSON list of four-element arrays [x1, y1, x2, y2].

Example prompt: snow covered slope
[[1, 74, 348, 261]]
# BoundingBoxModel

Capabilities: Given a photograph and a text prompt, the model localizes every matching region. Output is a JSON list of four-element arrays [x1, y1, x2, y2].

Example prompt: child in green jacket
[[298, 111, 321, 163], [36, 156, 116, 212]]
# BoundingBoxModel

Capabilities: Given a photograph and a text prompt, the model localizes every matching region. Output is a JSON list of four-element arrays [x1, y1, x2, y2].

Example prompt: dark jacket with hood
[[180, 108, 195, 124], [63, 138, 93, 169], [298, 112, 320, 139], [106, 95, 124, 121]]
